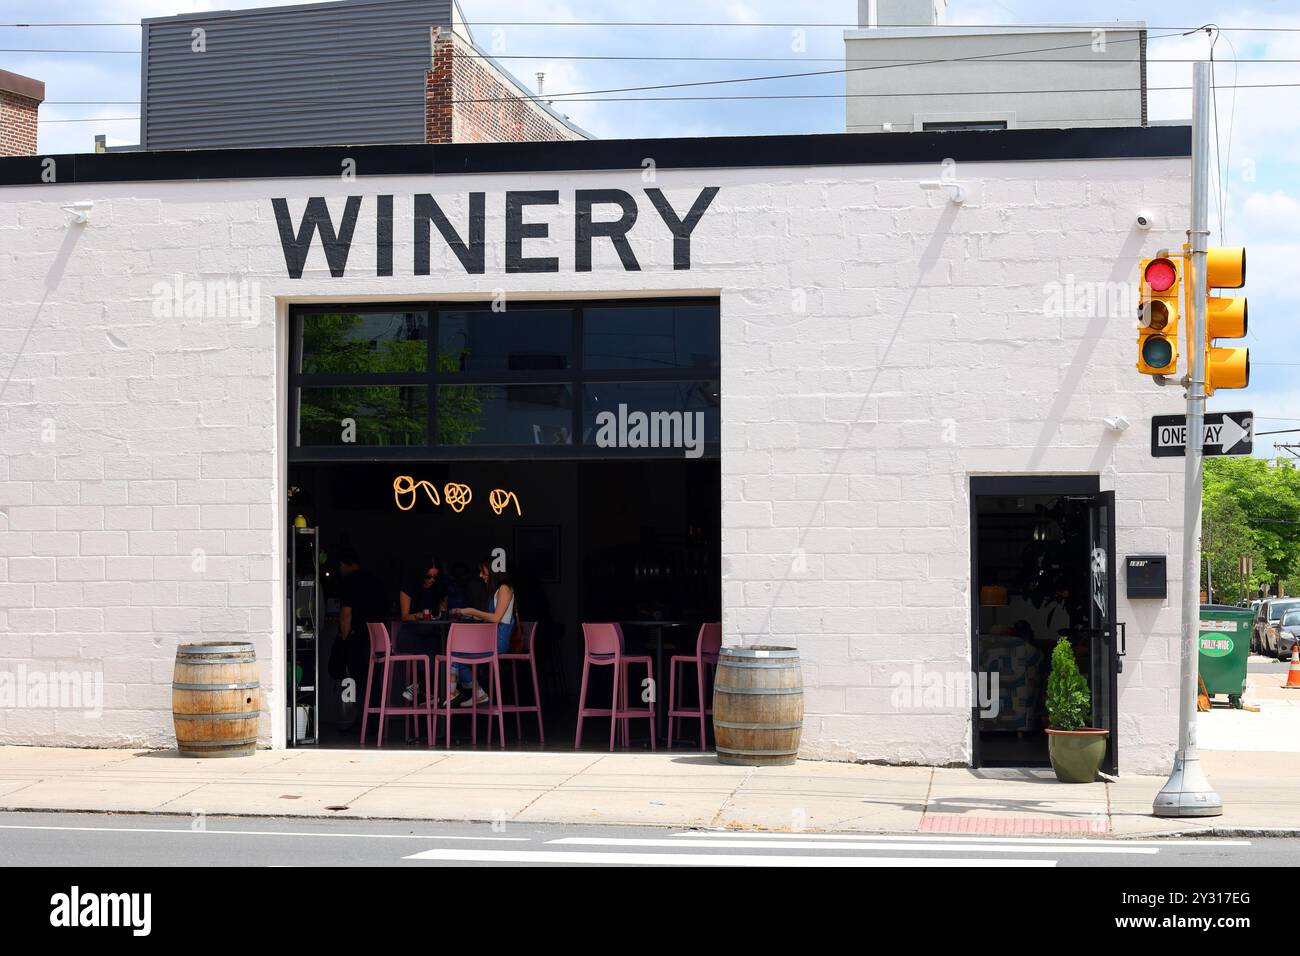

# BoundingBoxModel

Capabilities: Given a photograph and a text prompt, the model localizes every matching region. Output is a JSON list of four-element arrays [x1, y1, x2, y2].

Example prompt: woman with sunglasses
[[398, 556, 447, 706], [400, 556, 447, 623]]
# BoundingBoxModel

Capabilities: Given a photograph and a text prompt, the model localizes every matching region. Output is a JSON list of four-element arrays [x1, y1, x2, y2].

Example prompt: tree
[[1201, 491, 1267, 604], [1203, 457, 1300, 600]]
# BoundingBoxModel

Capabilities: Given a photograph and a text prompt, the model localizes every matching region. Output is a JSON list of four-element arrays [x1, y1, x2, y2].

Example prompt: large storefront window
[[289, 299, 721, 459], [287, 298, 722, 751]]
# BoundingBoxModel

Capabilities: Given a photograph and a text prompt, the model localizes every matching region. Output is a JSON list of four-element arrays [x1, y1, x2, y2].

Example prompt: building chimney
[[0, 70, 44, 157], [859, 0, 947, 28]]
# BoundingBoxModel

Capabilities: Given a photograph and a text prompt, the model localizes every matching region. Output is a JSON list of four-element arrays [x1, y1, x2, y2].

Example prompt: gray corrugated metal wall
[[142, 0, 451, 150]]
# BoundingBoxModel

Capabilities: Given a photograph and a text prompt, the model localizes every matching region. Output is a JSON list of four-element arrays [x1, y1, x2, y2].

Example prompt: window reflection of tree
[[300, 312, 425, 374]]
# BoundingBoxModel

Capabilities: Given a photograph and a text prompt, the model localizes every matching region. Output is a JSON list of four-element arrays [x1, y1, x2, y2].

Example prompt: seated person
[[446, 558, 518, 708], [396, 556, 447, 705], [400, 556, 447, 621]]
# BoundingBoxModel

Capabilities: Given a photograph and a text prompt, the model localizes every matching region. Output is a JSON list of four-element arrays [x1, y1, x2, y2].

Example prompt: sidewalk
[[1, 745, 1295, 837]]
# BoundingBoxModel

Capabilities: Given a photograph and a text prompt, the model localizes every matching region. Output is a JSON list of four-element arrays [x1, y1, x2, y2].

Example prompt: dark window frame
[[921, 120, 1009, 132], [288, 297, 721, 462]]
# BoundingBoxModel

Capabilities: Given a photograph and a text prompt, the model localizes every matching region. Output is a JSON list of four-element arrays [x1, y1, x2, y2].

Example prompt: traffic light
[[1204, 246, 1248, 395], [1137, 255, 1182, 376]]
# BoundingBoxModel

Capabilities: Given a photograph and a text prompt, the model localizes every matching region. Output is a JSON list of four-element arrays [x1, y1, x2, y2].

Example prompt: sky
[[3, 0, 1298, 458]]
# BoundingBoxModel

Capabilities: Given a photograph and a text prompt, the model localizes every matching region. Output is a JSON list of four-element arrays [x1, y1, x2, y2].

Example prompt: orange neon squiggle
[[488, 489, 522, 516], [443, 482, 473, 513], [393, 475, 441, 512]]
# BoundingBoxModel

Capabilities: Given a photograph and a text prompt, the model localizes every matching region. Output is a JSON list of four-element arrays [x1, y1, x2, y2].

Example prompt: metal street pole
[[1153, 60, 1223, 817]]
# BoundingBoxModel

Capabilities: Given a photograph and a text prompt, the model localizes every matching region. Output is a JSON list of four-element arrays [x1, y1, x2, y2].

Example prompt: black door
[[970, 476, 1117, 770], [1086, 490, 1120, 774]]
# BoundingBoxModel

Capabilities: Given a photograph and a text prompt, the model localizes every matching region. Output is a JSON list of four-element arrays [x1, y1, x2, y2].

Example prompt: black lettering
[[575, 189, 640, 272], [505, 190, 560, 273], [414, 193, 485, 275], [644, 186, 719, 270], [271, 196, 362, 279], [376, 194, 393, 277]]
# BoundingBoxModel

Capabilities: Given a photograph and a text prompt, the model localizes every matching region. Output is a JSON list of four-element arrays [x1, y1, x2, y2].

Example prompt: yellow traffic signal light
[[1137, 255, 1181, 376], [1204, 246, 1248, 395]]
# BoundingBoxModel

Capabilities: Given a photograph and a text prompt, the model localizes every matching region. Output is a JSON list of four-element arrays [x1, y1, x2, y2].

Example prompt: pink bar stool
[[575, 622, 656, 752], [359, 622, 434, 748], [435, 622, 505, 749], [668, 622, 721, 751], [499, 621, 544, 746]]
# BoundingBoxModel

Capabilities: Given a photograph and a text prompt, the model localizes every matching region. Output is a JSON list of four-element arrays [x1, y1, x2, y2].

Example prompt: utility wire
[[17, 49, 1300, 61], [0, 29, 1183, 91], [452, 81, 1300, 105], [8, 20, 1300, 30], [38, 81, 1300, 123]]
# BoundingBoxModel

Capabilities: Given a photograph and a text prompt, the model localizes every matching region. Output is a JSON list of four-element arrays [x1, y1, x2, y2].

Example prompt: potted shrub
[[1044, 637, 1109, 783]]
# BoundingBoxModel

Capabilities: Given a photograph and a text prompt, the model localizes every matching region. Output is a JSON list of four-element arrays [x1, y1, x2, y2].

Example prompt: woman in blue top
[[446, 559, 516, 708]]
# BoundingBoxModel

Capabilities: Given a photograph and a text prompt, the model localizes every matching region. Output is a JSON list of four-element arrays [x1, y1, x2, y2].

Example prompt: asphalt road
[[0, 811, 1295, 867]]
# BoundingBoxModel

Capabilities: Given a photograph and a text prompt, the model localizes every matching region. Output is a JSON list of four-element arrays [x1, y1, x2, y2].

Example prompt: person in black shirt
[[336, 547, 388, 722], [399, 556, 447, 622]]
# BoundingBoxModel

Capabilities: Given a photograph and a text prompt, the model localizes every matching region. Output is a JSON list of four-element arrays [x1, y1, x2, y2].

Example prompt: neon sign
[[444, 483, 472, 513], [488, 489, 521, 516], [392, 476, 522, 517], [392, 476, 440, 511]]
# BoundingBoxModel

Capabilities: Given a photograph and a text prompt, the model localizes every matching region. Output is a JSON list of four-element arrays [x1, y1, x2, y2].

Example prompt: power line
[[37, 81, 1300, 122], [448, 81, 1300, 106], [1, 28, 1182, 92], [17, 49, 1300, 62], [7, 20, 1300, 30]]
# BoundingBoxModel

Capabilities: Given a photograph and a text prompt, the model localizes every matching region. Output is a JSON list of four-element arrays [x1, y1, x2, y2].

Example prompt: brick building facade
[[425, 29, 584, 145], [0, 71, 43, 158]]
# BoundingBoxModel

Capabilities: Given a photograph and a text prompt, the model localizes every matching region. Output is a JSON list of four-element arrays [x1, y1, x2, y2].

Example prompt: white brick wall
[[0, 154, 1188, 772]]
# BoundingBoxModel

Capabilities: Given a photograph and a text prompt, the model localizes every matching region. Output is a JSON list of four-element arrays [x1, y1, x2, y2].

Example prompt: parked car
[[1277, 608, 1300, 661], [1254, 598, 1300, 657]]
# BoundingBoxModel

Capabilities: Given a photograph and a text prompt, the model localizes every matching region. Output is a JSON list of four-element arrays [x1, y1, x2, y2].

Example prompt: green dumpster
[[1199, 604, 1253, 709]]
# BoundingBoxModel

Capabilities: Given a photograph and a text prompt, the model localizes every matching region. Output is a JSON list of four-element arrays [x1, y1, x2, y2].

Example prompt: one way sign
[[1151, 411, 1253, 458]]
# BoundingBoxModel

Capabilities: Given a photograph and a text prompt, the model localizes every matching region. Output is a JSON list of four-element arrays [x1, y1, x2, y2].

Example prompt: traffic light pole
[[1153, 60, 1223, 818]]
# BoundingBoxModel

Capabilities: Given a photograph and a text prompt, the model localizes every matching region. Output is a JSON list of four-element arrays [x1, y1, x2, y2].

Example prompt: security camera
[[1136, 210, 1154, 231]]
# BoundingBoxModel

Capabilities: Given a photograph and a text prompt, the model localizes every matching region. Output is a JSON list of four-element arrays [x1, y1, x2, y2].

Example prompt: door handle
[[1116, 621, 1127, 674]]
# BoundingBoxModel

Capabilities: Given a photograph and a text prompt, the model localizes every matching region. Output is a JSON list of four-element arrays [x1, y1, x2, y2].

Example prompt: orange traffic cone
[[1284, 645, 1300, 690]]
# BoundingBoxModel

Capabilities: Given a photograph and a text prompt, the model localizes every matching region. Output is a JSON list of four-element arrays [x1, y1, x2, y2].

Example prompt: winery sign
[[272, 187, 720, 278]]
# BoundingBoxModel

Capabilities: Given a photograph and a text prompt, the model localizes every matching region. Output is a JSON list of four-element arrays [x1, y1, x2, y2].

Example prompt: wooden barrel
[[172, 642, 261, 757], [712, 645, 803, 766]]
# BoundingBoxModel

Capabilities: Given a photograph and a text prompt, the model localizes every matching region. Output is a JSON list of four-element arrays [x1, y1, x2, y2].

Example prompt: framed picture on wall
[[514, 525, 561, 583]]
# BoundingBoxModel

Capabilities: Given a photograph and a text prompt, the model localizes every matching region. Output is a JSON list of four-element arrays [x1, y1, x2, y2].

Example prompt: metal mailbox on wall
[[1126, 554, 1168, 599]]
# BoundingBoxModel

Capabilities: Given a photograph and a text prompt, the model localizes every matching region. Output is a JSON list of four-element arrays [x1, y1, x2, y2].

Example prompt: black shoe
[[449, 687, 472, 708], [439, 688, 469, 709]]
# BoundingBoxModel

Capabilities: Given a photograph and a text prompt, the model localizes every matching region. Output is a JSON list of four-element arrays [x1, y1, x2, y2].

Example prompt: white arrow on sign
[[1214, 415, 1250, 454]]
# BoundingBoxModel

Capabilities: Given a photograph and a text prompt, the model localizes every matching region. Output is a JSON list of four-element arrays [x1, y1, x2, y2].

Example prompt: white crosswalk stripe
[[401, 847, 1056, 866], [550, 836, 1158, 855], [402, 829, 1251, 866]]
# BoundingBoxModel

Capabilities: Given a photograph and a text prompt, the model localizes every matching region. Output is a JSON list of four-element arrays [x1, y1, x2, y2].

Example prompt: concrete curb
[[4, 803, 1295, 839], [1118, 826, 1300, 840]]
